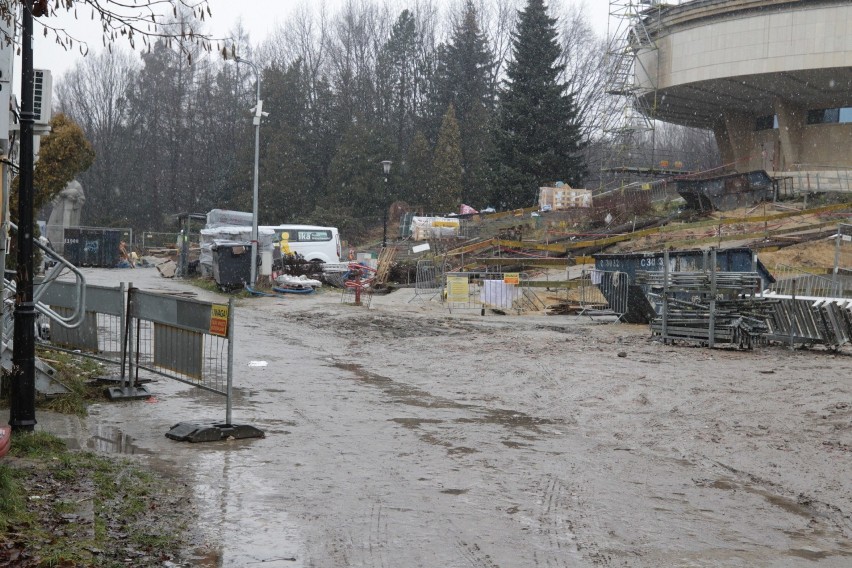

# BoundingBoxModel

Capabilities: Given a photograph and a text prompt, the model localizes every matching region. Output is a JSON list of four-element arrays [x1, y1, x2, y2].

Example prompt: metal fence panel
[[43, 283, 125, 354], [410, 259, 442, 303], [30, 279, 236, 422], [129, 289, 231, 396], [50, 308, 99, 352], [153, 324, 204, 380], [444, 271, 539, 314], [579, 269, 629, 321], [131, 290, 223, 335], [769, 264, 843, 298]]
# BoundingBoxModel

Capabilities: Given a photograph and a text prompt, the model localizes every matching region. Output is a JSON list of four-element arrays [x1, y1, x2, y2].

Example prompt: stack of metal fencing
[[761, 296, 852, 350], [637, 269, 766, 348], [648, 297, 770, 348]]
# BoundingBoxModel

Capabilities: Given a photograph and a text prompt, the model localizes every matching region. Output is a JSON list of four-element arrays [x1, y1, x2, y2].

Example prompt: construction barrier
[[762, 297, 852, 350], [768, 264, 843, 298], [579, 269, 629, 322], [37, 281, 237, 424], [410, 259, 442, 303], [443, 271, 543, 314]]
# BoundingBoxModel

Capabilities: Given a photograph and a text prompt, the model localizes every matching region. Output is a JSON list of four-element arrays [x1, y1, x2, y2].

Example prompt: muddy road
[[58, 268, 852, 567]]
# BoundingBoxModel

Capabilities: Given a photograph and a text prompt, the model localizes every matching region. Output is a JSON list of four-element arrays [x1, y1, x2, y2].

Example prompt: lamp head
[[381, 160, 392, 175]]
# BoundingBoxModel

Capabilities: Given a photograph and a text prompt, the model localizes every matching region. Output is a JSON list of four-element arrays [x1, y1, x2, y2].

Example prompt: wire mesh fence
[[33, 280, 236, 421], [768, 264, 843, 298], [579, 269, 629, 321], [410, 259, 443, 303], [128, 290, 232, 396], [444, 271, 543, 314]]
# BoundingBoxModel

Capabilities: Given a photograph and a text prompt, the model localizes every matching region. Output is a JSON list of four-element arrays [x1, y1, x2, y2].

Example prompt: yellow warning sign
[[446, 276, 469, 302], [209, 304, 229, 337], [503, 273, 520, 285]]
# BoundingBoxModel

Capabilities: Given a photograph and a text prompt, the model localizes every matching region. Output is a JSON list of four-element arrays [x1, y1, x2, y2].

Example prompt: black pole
[[10, 1, 37, 432], [382, 176, 388, 249]]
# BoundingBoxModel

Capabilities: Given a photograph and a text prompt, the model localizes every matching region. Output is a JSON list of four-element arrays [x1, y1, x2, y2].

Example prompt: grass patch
[[1, 431, 191, 567], [0, 349, 107, 417], [0, 463, 26, 531]]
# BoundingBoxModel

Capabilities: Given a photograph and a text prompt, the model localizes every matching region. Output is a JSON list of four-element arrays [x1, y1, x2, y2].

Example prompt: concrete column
[[774, 97, 805, 170], [712, 119, 735, 167], [719, 110, 756, 171]]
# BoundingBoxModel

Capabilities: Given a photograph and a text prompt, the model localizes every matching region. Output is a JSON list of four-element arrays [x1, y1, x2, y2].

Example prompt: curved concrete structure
[[635, 0, 852, 174]]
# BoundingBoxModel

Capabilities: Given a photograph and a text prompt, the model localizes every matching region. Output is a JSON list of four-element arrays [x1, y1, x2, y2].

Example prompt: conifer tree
[[405, 131, 433, 209], [432, 104, 464, 214], [432, 1, 496, 207], [492, 0, 586, 209]]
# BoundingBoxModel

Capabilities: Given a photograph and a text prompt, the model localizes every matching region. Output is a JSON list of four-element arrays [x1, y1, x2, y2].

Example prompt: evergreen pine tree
[[432, 104, 464, 214], [405, 131, 433, 209], [492, 0, 586, 210], [432, 1, 496, 207], [377, 10, 425, 156]]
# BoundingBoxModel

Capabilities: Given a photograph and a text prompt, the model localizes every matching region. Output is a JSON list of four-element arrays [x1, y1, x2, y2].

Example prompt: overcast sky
[[24, 0, 611, 90]]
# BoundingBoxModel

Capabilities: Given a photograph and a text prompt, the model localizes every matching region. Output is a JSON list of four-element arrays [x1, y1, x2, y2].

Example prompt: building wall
[[635, 0, 852, 172], [637, 3, 852, 92]]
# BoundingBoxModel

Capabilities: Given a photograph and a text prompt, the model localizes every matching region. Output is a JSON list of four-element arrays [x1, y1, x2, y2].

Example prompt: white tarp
[[206, 209, 254, 229], [409, 216, 460, 241], [480, 280, 520, 309]]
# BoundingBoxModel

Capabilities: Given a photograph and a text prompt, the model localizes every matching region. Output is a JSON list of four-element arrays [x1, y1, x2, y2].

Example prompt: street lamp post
[[381, 160, 392, 249], [235, 56, 265, 287], [10, 0, 37, 432]]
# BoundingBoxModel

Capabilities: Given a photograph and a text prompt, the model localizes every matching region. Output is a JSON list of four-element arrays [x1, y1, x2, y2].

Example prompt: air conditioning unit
[[33, 69, 52, 125]]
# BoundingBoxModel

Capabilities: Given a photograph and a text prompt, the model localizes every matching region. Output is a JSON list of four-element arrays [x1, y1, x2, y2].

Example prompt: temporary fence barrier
[[39, 281, 126, 361], [443, 271, 543, 314], [769, 264, 843, 298], [835, 223, 852, 289], [762, 297, 852, 350], [640, 249, 763, 348], [37, 281, 242, 427], [410, 259, 442, 303], [579, 269, 629, 321]]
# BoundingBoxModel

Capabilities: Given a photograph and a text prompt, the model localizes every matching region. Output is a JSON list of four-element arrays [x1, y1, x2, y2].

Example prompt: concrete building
[[633, 0, 852, 190]]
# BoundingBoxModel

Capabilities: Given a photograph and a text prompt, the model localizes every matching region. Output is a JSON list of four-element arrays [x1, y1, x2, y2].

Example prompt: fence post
[[662, 250, 670, 344], [834, 225, 841, 286], [226, 297, 235, 426], [119, 282, 127, 390], [709, 249, 717, 349]]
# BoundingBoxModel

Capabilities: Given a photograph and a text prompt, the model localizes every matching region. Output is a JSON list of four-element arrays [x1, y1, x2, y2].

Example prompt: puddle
[[706, 477, 816, 518], [87, 424, 147, 455], [336, 362, 558, 436], [787, 548, 830, 560]]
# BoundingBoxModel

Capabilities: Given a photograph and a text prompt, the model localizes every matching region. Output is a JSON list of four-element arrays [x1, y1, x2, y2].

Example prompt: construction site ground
[[35, 266, 852, 567], [448, 198, 851, 278]]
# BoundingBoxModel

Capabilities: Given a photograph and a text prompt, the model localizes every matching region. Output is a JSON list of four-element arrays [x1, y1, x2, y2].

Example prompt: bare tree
[[476, 0, 518, 89], [553, 2, 613, 144], [0, 0, 217, 61], [55, 48, 139, 220], [258, 2, 331, 105]]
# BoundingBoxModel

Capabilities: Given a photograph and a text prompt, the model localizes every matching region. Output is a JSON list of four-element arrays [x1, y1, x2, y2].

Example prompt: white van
[[263, 224, 342, 264]]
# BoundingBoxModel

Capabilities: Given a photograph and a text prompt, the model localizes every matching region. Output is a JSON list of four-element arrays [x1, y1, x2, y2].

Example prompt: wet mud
[[51, 267, 852, 567]]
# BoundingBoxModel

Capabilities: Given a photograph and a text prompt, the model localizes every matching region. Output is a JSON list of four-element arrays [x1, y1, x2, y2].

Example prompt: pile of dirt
[[759, 238, 840, 271]]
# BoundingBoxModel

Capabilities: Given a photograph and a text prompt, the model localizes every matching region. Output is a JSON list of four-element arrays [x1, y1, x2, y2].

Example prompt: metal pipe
[[235, 57, 262, 288]]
